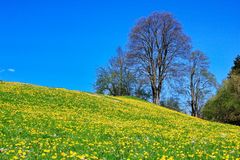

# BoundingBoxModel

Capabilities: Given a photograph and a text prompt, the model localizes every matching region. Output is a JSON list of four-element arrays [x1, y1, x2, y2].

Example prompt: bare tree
[[128, 12, 190, 104], [184, 50, 217, 117], [95, 47, 134, 96], [109, 47, 130, 96]]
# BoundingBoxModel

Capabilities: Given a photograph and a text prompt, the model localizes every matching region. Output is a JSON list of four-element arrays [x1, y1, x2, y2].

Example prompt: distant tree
[[178, 51, 217, 117], [203, 55, 240, 125], [128, 12, 190, 105], [95, 47, 150, 99], [160, 97, 182, 112], [95, 47, 134, 96], [133, 72, 151, 100]]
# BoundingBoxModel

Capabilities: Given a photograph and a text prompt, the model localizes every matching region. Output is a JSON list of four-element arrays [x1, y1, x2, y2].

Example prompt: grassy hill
[[0, 82, 240, 160]]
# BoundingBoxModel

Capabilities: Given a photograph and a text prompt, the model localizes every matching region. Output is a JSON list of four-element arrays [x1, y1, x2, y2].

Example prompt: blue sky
[[0, 0, 239, 92]]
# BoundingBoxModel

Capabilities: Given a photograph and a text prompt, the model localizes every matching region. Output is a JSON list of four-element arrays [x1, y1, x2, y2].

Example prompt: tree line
[[95, 12, 239, 125]]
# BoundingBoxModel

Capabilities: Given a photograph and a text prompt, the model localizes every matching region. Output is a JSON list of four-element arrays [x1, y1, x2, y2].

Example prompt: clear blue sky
[[0, 0, 239, 92]]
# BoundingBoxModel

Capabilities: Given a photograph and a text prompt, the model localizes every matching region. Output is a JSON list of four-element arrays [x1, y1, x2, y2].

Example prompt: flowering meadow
[[0, 82, 240, 159]]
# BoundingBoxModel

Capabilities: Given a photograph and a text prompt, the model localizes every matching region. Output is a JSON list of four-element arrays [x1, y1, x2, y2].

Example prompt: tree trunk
[[156, 80, 163, 105], [152, 86, 161, 105], [191, 101, 198, 117], [156, 90, 160, 105], [152, 86, 157, 104]]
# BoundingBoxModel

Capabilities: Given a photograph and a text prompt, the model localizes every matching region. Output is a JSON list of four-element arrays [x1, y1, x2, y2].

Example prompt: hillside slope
[[0, 82, 239, 159]]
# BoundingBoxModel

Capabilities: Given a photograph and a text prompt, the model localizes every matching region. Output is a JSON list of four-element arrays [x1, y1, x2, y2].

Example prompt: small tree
[[95, 47, 134, 96], [95, 47, 149, 99], [179, 51, 217, 117]]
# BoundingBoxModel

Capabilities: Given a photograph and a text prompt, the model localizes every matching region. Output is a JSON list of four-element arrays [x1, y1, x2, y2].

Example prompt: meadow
[[0, 82, 240, 159]]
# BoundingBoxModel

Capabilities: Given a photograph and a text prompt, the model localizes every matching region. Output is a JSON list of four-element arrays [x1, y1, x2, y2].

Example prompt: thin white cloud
[[8, 68, 15, 72]]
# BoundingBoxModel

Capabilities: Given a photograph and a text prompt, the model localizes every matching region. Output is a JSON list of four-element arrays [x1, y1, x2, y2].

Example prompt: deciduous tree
[[95, 47, 134, 96], [128, 12, 190, 104], [184, 51, 217, 117]]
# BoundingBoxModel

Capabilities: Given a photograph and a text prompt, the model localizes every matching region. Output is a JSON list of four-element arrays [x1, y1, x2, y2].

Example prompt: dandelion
[[43, 149, 50, 153], [0, 82, 240, 159], [61, 152, 67, 157]]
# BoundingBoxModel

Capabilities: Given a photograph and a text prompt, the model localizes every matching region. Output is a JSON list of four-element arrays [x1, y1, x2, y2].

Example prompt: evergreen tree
[[229, 54, 240, 76]]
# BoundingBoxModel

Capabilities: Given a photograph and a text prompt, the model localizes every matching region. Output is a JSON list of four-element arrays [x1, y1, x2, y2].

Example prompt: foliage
[[1, 82, 240, 159], [202, 55, 240, 125], [229, 54, 240, 76], [202, 75, 240, 125]]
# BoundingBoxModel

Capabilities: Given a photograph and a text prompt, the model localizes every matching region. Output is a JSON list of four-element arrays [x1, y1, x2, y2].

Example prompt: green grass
[[0, 81, 240, 159]]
